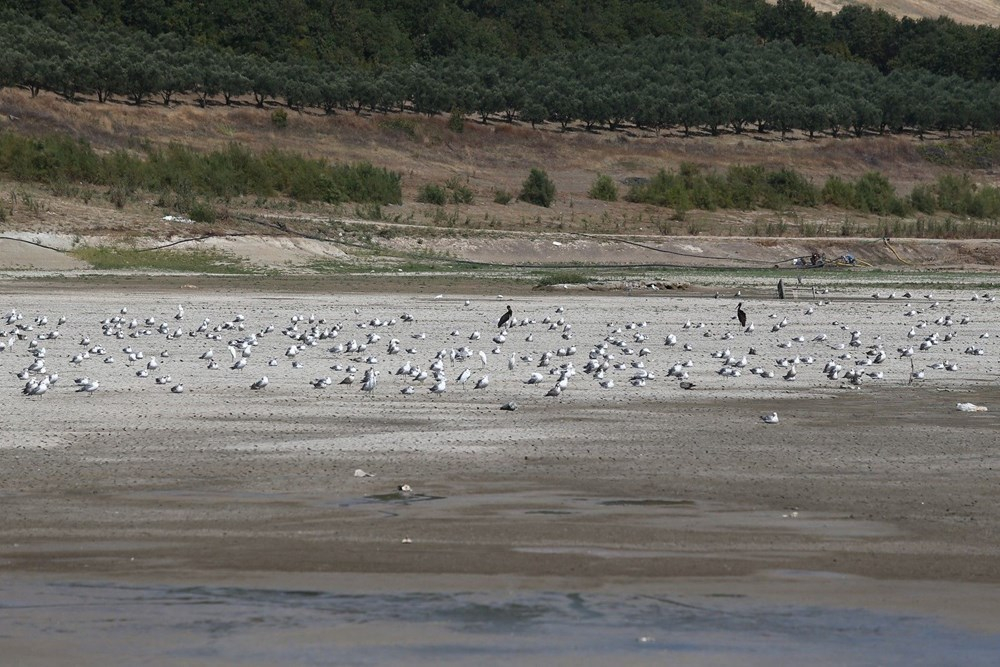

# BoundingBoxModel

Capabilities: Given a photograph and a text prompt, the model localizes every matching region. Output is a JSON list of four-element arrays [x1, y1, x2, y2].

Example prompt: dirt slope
[[794, 0, 1000, 25]]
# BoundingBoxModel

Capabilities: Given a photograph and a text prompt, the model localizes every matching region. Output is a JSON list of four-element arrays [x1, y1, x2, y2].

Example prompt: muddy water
[[3, 577, 999, 666]]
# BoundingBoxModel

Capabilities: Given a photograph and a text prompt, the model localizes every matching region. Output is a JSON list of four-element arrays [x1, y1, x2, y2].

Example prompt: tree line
[[10, 1, 1000, 84], [3, 6, 997, 141]]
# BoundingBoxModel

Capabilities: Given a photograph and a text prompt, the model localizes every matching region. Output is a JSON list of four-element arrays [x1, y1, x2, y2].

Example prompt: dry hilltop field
[[799, 0, 1000, 25]]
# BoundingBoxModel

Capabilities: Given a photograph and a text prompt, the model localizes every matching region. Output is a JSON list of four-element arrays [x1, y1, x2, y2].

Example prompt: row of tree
[[4, 17, 998, 140], [8, 1, 1000, 83]]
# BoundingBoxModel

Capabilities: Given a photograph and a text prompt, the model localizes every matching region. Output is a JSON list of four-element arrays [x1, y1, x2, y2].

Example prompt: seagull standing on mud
[[361, 368, 378, 394], [76, 379, 99, 396]]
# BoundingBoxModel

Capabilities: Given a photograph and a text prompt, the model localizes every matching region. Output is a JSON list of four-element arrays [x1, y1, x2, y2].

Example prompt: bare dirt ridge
[[4, 226, 1000, 275]]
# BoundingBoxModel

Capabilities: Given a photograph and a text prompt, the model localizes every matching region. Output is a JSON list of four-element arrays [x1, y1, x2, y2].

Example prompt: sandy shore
[[2, 278, 999, 662]]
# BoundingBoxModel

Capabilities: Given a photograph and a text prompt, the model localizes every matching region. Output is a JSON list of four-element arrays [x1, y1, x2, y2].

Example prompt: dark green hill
[[6, 0, 1000, 81]]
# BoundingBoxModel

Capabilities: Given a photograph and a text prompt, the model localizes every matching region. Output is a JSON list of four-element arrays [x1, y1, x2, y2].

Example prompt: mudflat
[[2, 277, 999, 664]]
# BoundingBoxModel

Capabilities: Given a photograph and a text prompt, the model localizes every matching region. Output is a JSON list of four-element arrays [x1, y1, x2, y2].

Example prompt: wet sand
[[2, 280, 999, 663]]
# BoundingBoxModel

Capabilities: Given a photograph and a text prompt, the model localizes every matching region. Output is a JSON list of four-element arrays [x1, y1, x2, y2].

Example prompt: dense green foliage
[[628, 163, 817, 211], [0, 132, 402, 205], [3, 3, 1000, 140], [10, 0, 1000, 82], [626, 163, 1000, 219]]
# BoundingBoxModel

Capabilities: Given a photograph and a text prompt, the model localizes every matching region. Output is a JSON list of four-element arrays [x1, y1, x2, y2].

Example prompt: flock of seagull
[[3, 288, 998, 427]]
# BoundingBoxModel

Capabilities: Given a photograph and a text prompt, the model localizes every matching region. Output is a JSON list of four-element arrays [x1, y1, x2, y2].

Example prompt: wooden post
[[777, 279, 785, 299]]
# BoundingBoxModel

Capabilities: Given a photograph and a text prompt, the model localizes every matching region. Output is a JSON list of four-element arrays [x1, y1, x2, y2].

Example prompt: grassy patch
[[535, 269, 590, 286], [69, 246, 252, 273], [303, 259, 359, 274]]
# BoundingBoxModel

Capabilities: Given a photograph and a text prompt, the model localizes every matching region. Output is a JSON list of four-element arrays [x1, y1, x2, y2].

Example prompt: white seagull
[[76, 380, 99, 396]]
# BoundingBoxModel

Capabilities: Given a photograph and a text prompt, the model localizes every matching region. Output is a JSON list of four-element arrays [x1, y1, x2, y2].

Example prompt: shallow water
[[2, 579, 998, 666]]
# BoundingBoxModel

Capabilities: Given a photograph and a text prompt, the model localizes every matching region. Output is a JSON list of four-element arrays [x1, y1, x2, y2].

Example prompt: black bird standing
[[736, 302, 747, 328], [498, 305, 513, 329]]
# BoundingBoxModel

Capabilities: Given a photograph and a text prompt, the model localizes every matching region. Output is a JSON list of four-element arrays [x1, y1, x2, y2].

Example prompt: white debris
[[956, 402, 988, 412]]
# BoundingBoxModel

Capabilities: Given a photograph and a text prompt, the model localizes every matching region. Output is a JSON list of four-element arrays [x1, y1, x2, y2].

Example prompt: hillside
[[4, 85, 1000, 274], [0, 87, 983, 236], [4, 1, 1000, 273]]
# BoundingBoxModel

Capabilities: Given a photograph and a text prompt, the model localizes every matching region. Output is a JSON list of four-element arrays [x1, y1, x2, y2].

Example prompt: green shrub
[[821, 176, 856, 209], [626, 168, 694, 209], [935, 173, 976, 214], [519, 168, 556, 207], [972, 185, 1000, 218], [188, 200, 217, 223], [449, 183, 474, 204], [417, 178, 474, 205], [854, 172, 899, 214], [725, 164, 767, 208], [493, 189, 512, 205], [271, 108, 288, 128], [589, 174, 618, 201], [0, 133, 102, 183], [908, 184, 937, 214], [0, 131, 402, 205], [445, 177, 473, 204], [417, 184, 447, 205], [765, 168, 818, 207]]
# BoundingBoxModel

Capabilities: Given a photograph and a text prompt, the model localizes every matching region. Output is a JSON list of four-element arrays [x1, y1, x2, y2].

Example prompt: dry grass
[[0, 87, 992, 239], [775, 1, 1000, 25]]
